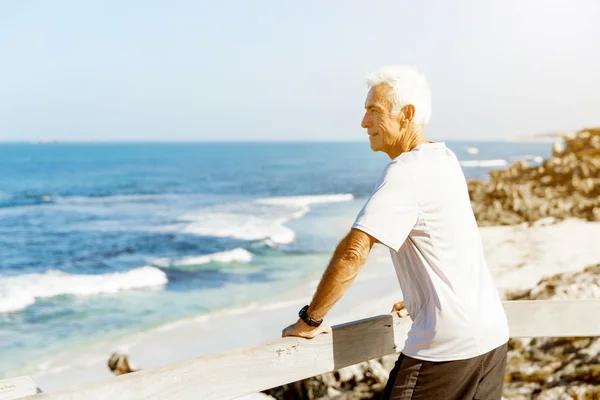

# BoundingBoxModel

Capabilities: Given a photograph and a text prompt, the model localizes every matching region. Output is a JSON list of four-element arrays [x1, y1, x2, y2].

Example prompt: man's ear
[[401, 104, 415, 124]]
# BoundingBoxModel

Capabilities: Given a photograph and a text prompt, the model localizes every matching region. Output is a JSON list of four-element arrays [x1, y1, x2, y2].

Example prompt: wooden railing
[[10, 300, 600, 400]]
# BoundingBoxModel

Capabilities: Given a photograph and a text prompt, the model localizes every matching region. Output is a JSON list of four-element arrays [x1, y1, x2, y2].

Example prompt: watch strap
[[299, 305, 323, 327]]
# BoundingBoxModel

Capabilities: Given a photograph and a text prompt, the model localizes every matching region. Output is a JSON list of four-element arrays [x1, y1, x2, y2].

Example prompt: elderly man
[[282, 66, 509, 399]]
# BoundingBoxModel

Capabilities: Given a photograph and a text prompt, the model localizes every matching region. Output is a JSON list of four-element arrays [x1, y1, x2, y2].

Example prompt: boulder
[[107, 353, 137, 376]]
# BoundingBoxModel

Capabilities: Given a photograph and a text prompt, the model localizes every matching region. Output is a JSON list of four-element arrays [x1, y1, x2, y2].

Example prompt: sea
[[0, 141, 551, 379]]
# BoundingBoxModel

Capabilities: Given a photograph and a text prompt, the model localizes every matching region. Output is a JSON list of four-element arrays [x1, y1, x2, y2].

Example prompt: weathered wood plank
[[0, 376, 41, 400], [18, 300, 600, 400], [22, 315, 411, 400]]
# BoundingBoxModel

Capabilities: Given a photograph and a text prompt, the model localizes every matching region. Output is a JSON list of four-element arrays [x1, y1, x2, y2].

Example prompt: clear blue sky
[[1, 0, 599, 142]]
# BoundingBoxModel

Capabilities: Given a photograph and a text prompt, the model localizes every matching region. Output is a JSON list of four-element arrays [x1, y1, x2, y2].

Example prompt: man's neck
[[386, 126, 428, 159]]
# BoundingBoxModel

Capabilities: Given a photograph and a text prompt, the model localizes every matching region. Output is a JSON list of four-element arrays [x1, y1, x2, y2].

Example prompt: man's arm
[[281, 228, 377, 339]]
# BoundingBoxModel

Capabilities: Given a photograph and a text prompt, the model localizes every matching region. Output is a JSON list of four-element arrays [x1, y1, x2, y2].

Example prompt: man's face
[[361, 85, 401, 153]]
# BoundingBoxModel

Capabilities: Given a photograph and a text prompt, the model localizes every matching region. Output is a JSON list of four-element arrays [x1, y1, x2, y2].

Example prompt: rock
[[506, 264, 600, 301], [593, 207, 600, 221], [107, 353, 137, 375], [468, 127, 600, 226], [534, 384, 600, 400], [264, 358, 391, 399], [326, 387, 342, 398], [552, 141, 565, 157], [506, 360, 562, 383], [379, 354, 398, 372], [532, 216, 557, 227], [336, 364, 364, 384], [367, 359, 390, 383]]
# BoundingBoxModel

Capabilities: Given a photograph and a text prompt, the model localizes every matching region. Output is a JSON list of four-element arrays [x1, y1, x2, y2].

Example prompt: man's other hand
[[282, 319, 331, 339], [391, 301, 409, 318]]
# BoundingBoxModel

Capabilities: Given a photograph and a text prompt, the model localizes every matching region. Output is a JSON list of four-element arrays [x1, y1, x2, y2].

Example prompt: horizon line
[[0, 138, 534, 144]]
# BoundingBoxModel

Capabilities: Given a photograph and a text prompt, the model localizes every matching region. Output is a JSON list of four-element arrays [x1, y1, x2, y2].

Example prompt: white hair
[[366, 66, 432, 124]]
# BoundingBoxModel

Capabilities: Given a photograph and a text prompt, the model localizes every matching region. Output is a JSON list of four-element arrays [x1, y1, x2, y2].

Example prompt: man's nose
[[361, 114, 370, 128]]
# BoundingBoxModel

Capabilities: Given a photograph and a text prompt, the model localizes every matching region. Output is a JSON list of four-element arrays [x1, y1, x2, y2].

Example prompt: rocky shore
[[261, 128, 600, 400], [262, 356, 396, 400], [469, 127, 600, 226]]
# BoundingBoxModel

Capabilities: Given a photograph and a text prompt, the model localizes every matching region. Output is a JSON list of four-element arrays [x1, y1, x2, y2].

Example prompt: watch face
[[299, 305, 308, 318]]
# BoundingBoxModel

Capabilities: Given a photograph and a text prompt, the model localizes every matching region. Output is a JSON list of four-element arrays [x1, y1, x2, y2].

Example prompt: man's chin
[[369, 140, 381, 152]]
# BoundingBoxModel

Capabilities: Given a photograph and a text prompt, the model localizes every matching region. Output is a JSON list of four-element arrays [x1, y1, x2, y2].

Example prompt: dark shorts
[[382, 342, 508, 400]]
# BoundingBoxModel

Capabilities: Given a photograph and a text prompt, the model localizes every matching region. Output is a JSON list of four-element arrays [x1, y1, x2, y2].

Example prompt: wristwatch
[[298, 305, 323, 327]]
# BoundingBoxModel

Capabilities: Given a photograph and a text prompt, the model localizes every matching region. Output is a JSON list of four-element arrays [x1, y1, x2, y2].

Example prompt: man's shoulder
[[385, 152, 420, 174], [393, 148, 424, 166], [378, 156, 418, 187]]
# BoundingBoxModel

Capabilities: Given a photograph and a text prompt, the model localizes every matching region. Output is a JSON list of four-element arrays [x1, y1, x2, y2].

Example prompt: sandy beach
[[29, 218, 600, 394]]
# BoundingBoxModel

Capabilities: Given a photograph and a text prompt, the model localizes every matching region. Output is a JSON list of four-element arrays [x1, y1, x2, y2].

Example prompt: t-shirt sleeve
[[352, 161, 419, 252]]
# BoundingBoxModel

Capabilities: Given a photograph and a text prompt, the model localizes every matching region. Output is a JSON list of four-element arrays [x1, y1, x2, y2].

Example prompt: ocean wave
[[178, 211, 297, 244], [0, 192, 173, 212], [177, 193, 354, 245], [55, 193, 186, 205], [0, 193, 222, 213], [0, 192, 56, 209], [58, 193, 354, 245], [0, 267, 167, 314], [460, 159, 508, 168], [149, 248, 253, 268], [460, 155, 545, 169], [255, 194, 355, 207], [251, 238, 280, 249]]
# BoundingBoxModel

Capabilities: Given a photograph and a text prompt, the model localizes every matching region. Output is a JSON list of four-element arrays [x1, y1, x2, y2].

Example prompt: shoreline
[[23, 218, 600, 393]]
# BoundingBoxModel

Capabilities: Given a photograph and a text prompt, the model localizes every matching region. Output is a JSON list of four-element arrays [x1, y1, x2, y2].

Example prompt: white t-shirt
[[352, 142, 509, 361]]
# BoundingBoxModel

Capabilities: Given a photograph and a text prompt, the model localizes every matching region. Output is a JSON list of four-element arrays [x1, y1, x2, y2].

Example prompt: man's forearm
[[306, 230, 373, 320]]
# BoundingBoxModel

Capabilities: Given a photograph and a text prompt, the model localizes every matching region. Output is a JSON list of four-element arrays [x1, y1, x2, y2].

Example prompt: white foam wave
[[55, 193, 184, 205], [519, 155, 545, 164], [150, 248, 253, 268], [460, 159, 508, 168], [70, 193, 355, 245], [251, 238, 280, 249], [0, 267, 167, 314], [255, 194, 354, 207], [177, 194, 354, 245], [179, 212, 297, 244]]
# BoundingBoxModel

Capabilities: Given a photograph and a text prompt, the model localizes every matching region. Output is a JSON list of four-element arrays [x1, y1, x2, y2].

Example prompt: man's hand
[[391, 301, 409, 318], [282, 318, 331, 339], [281, 229, 374, 340]]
